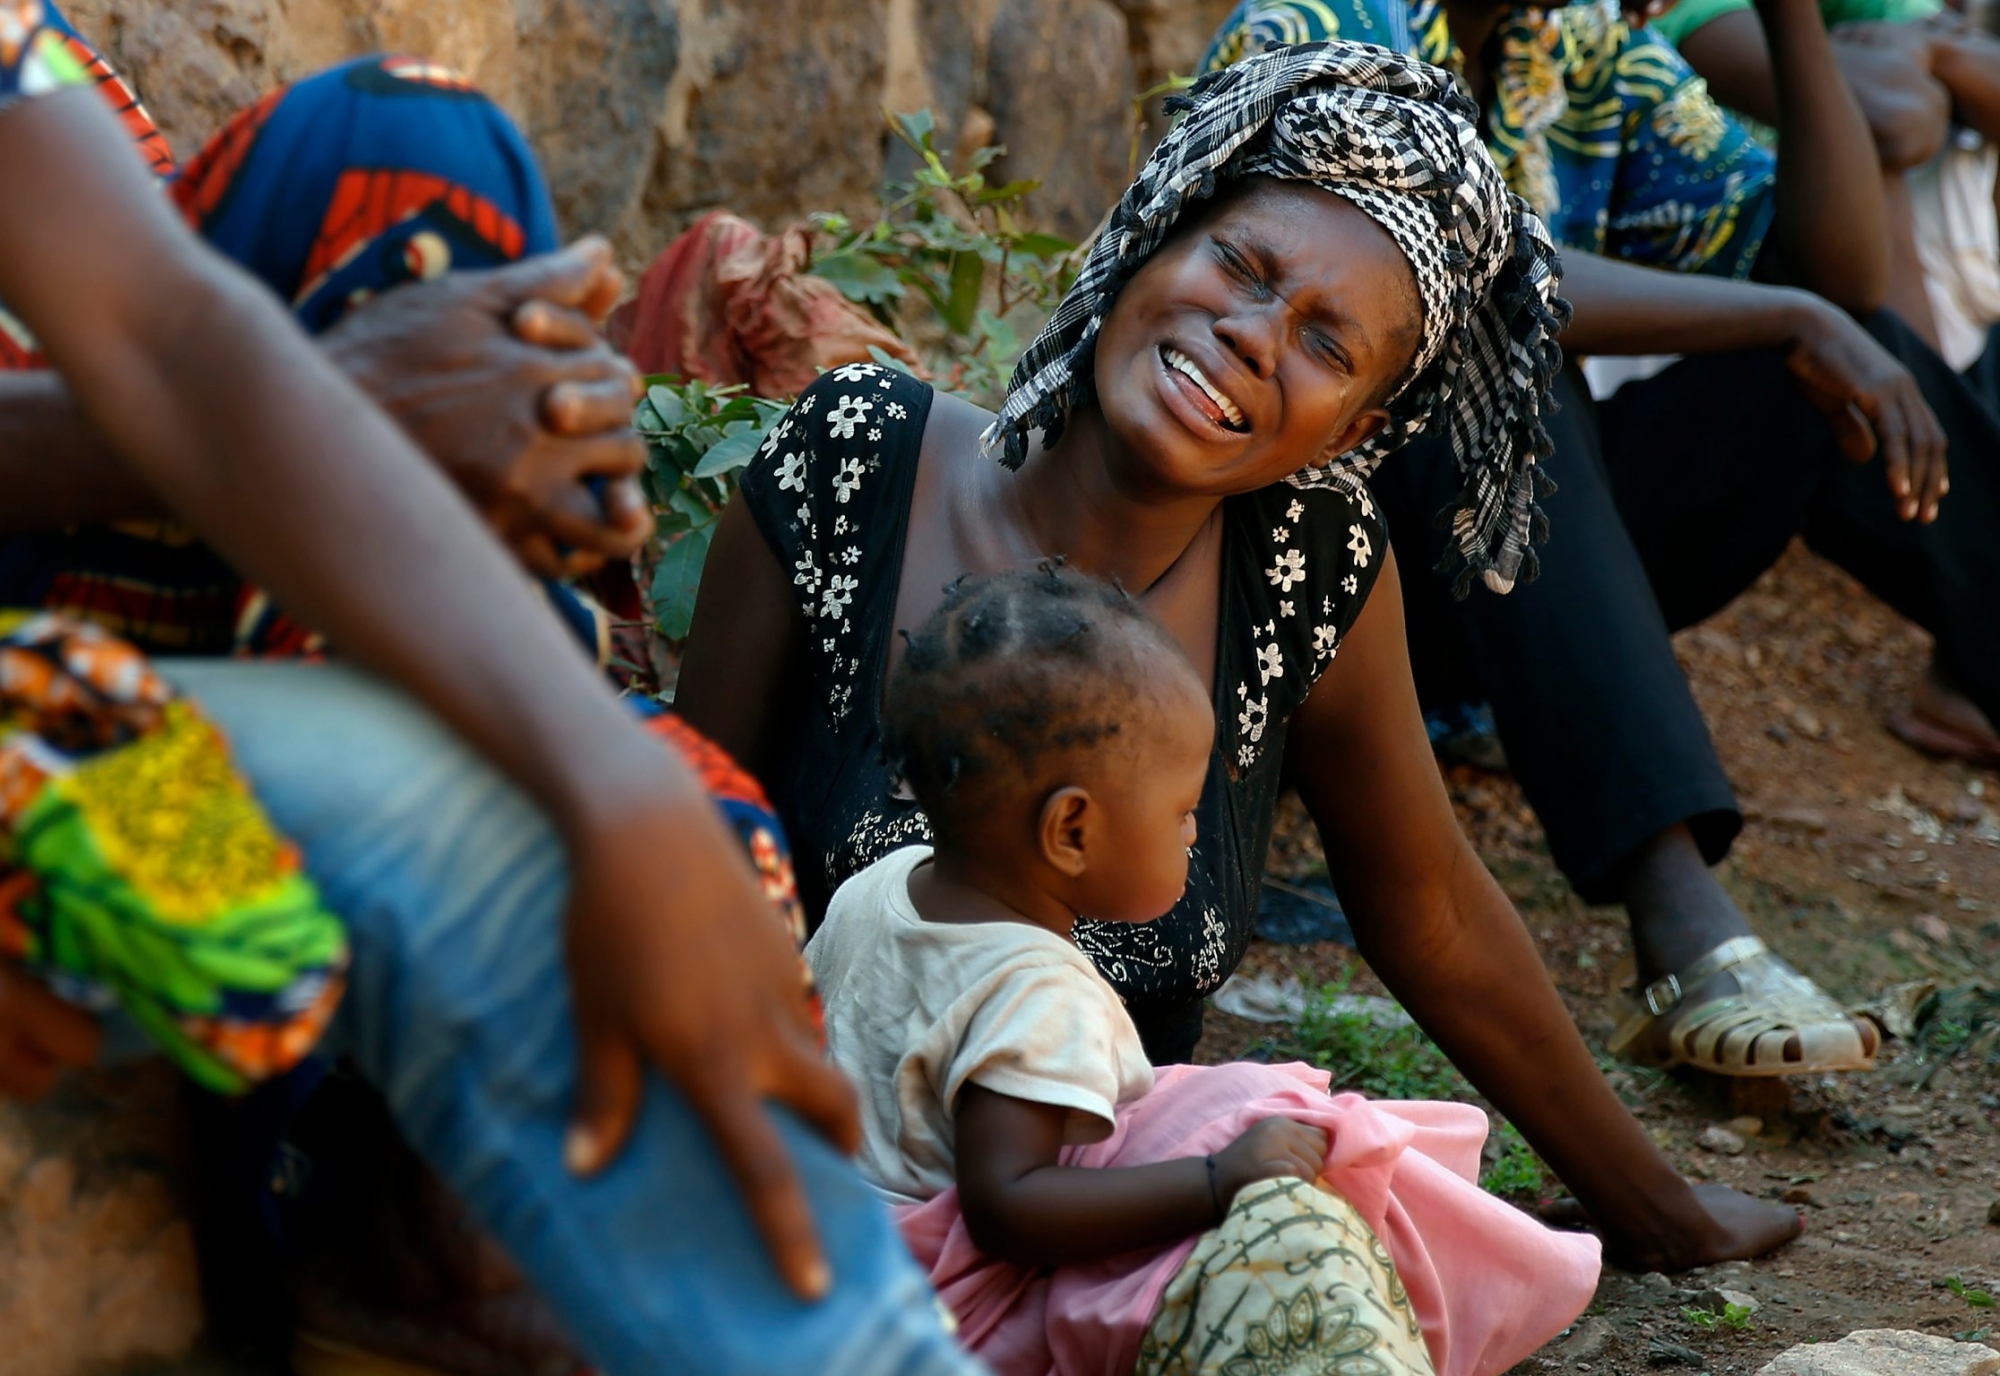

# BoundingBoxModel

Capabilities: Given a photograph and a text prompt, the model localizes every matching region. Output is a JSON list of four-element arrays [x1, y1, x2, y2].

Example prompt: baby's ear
[[1037, 785, 1095, 878]]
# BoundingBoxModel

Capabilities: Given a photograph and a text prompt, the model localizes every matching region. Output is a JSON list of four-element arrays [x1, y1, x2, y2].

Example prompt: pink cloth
[[895, 1061, 1601, 1376]]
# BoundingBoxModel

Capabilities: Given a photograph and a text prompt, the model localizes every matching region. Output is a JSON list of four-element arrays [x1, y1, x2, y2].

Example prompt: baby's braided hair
[[883, 562, 1194, 843]]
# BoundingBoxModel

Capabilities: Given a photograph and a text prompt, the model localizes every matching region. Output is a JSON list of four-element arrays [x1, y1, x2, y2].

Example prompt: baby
[[807, 566, 1600, 1376]]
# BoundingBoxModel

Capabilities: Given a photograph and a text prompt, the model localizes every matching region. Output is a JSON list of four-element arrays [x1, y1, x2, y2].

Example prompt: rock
[[984, 0, 1137, 239], [1791, 706, 1827, 739], [1988, 1198, 2000, 1226], [1756, 1329, 2000, 1376], [1725, 1115, 1764, 1138], [1648, 1338, 1704, 1367], [1914, 913, 1953, 945], [1690, 1287, 1761, 1316], [1557, 1317, 1614, 1365], [1765, 807, 1830, 834], [62, 0, 1236, 264], [1638, 1271, 1674, 1292], [1698, 1124, 1747, 1156], [1782, 1185, 1814, 1205]]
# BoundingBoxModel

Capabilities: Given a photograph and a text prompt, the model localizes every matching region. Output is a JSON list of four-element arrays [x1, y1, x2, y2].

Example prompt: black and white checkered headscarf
[[979, 40, 1570, 594]]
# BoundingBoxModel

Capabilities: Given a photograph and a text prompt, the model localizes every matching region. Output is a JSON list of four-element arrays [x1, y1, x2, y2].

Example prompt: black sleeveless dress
[[738, 363, 1386, 1060]]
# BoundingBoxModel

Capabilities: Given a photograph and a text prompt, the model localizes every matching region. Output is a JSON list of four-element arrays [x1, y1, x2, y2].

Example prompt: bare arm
[[1680, 9, 1951, 168], [953, 1086, 1326, 1268], [1287, 552, 1800, 1270], [0, 87, 855, 1298], [1559, 252, 1947, 519], [674, 496, 807, 786], [1750, 0, 1893, 308]]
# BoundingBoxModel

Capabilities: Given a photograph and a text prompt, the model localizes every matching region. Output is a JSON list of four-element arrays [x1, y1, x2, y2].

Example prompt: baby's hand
[[1213, 1117, 1328, 1208]]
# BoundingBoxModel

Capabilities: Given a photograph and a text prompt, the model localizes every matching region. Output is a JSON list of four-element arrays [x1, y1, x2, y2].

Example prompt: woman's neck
[[1002, 404, 1224, 596]]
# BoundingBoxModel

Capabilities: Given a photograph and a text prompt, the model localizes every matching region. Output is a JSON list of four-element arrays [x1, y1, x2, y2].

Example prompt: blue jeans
[[162, 660, 979, 1376]]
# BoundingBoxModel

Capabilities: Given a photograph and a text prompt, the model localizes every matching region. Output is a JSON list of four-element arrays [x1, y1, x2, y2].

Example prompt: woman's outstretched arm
[[0, 86, 854, 1299], [1286, 552, 1800, 1271]]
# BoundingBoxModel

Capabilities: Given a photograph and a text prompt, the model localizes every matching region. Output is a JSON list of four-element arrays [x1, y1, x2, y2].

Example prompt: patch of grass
[[1480, 1122, 1547, 1200], [1281, 977, 1469, 1101], [1681, 1303, 1755, 1333]]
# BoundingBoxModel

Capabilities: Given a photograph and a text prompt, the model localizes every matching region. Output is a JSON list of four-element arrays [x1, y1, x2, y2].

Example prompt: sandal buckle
[[1642, 973, 1683, 1018]]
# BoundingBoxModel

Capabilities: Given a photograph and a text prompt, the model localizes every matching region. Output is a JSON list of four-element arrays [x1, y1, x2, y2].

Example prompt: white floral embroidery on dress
[[886, 401, 909, 420], [758, 417, 793, 457], [1256, 641, 1284, 686], [820, 572, 858, 620], [1286, 499, 1304, 522], [776, 450, 807, 493], [1346, 524, 1373, 567], [1313, 624, 1339, 657], [826, 394, 874, 438], [1266, 549, 1306, 592], [1279, 600, 1294, 618], [1237, 690, 1268, 743], [830, 362, 881, 383], [832, 456, 866, 503], [1342, 572, 1360, 596]]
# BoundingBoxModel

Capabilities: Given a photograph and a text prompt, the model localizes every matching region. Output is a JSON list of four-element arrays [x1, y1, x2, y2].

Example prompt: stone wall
[[64, 0, 1239, 262]]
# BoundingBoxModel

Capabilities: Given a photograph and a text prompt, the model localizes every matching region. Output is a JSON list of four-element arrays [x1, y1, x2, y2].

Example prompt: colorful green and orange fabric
[[0, 614, 346, 1093]]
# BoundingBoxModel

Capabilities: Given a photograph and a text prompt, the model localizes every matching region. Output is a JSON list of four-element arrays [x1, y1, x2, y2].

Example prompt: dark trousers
[[1373, 309, 2000, 903]]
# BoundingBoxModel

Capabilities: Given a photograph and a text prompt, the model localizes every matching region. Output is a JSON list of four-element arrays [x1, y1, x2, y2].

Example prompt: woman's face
[[1090, 178, 1423, 498]]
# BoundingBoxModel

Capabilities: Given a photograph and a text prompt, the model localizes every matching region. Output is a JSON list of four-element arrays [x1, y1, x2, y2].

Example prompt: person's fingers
[[768, 1037, 863, 1156], [509, 529, 570, 580], [482, 237, 617, 318], [512, 299, 602, 352], [566, 1021, 645, 1177], [1818, 398, 1876, 464], [577, 258, 627, 325], [1908, 391, 1948, 521], [600, 475, 656, 541], [543, 372, 642, 437], [695, 1076, 832, 1299], [1868, 393, 1919, 520]]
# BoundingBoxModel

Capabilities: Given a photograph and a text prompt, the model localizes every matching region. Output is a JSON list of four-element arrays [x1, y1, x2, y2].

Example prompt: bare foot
[[1541, 1183, 1803, 1272], [1890, 663, 2000, 767]]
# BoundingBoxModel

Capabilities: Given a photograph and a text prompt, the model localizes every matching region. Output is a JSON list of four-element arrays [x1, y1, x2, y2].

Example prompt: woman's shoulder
[[1216, 475, 1388, 771], [736, 364, 937, 581]]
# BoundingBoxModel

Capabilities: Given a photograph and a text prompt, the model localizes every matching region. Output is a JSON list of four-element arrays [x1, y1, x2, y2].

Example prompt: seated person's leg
[[162, 659, 974, 1376], [1603, 311, 2000, 764], [1375, 367, 1876, 1075]]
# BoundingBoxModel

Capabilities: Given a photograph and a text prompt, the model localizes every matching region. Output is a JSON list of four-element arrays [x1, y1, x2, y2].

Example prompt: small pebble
[[1988, 1199, 2000, 1226], [1724, 1116, 1763, 1138], [1698, 1124, 1747, 1156], [1781, 1186, 1814, 1206], [1646, 1338, 1702, 1367]]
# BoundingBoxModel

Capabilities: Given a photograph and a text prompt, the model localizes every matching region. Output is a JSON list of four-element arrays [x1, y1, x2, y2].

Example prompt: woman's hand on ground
[[0, 964, 101, 1101], [1783, 301, 1948, 522], [557, 784, 861, 1301], [320, 235, 652, 578], [1539, 1181, 1802, 1271], [1213, 1117, 1329, 1207]]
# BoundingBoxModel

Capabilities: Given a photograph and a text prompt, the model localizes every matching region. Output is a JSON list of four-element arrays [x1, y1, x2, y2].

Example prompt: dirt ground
[[1204, 543, 2000, 1373]]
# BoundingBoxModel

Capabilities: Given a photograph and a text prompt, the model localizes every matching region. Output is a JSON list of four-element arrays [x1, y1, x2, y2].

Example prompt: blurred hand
[[1785, 301, 1947, 522], [0, 964, 101, 1101], [1213, 1116, 1329, 1208], [1541, 1181, 1803, 1271], [323, 236, 653, 579], [559, 784, 860, 1300]]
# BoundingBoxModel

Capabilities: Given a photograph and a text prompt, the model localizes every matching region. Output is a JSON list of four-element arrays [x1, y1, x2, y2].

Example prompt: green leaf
[[1014, 231, 1076, 260], [649, 526, 716, 642], [666, 485, 715, 524], [867, 345, 917, 376], [811, 250, 906, 305], [971, 178, 1039, 205], [645, 385, 687, 428], [943, 251, 984, 336], [892, 107, 936, 151], [692, 426, 769, 478]]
